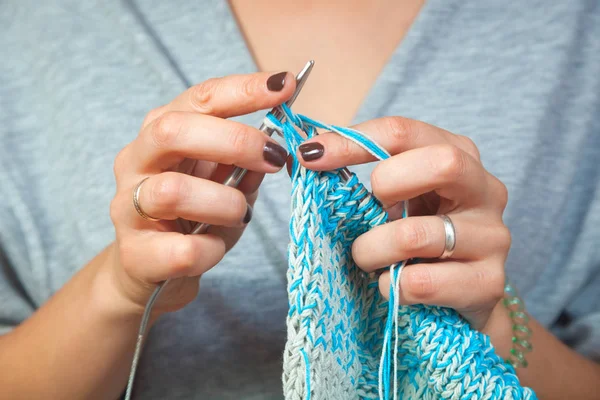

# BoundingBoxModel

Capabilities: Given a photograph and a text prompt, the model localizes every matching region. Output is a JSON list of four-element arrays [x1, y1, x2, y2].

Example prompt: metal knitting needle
[[124, 60, 315, 400], [189, 60, 314, 233]]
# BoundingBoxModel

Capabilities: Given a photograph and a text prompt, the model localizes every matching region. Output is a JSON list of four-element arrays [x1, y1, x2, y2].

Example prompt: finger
[[130, 111, 288, 173], [131, 172, 252, 227], [141, 71, 296, 128], [352, 214, 510, 271], [181, 159, 265, 195], [371, 144, 488, 207], [206, 187, 259, 252], [377, 260, 505, 312], [296, 116, 459, 170], [210, 165, 265, 195], [119, 231, 226, 283], [405, 192, 440, 217]]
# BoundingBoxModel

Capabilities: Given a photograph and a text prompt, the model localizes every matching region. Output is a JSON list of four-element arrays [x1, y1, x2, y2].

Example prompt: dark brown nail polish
[[299, 142, 324, 161], [285, 154, 293, 177], [266, 72, 287, 91], [243, 204, 253, 224], [263, 141, 288, 167]]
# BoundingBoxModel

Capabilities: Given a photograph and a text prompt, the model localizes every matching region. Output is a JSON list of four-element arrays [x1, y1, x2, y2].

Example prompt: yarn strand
[[269, 104, 536, 400]]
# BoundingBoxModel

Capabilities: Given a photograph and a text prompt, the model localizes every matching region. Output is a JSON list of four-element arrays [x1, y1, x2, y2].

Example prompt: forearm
[[0, 243, 151, 400], [484, 301, 600, 400]]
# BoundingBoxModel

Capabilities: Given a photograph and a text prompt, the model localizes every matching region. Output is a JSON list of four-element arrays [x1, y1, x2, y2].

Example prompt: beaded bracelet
[[503, 282, 533, 368]]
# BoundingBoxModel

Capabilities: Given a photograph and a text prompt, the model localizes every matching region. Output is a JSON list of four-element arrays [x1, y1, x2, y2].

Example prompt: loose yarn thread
[[268, 104, 536, 400]]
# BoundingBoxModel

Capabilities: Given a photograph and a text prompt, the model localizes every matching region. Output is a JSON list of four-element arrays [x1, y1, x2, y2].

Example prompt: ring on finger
[[133, 177, 161, 222], [438, 214, 456, 259]]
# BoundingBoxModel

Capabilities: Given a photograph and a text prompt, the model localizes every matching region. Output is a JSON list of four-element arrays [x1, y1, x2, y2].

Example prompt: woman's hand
[[296, 117, 510, 331], [107, 72, 293, 315]]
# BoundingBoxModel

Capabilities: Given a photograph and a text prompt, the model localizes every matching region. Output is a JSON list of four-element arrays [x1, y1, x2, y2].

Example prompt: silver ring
[[133, 177, 161, 222], [438, 214, 456, 259]]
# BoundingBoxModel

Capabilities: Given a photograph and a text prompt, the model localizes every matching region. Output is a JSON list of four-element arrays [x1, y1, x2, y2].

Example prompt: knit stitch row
[[267, 105, 536, 400]]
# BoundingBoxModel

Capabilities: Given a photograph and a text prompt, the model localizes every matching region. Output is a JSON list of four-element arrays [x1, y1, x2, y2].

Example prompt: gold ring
[[133, 177, 161, 222]]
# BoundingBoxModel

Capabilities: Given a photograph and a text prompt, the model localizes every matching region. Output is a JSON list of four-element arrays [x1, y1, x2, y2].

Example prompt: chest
[[228, 0, 424, 126]]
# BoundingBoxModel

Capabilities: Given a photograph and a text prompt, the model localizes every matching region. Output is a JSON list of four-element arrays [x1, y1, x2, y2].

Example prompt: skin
[[295, 119, 600, 400], [228, 0, 425, 125], [107, 72, 298, 314], [0, 2, 599, 399], [297, 118, 509, 331]]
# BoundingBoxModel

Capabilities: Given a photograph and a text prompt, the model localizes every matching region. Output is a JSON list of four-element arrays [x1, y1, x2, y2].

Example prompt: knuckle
[[150, 172, 187, 211], [404, 266, 437, 300], [431, 145, 467, 181], [189, 79, 217, 114], [493, 177, 509, 210], [491, 270, 506, 300], [383, 116, 415, 144], [113, 148, 129, 178], [395, 220, 431, 252], [495, 225, 512, 251], [109, 196, 123, 225], [142, 106, 165, 128], [337, 135, 354, 159], [226, 124, 253, 161], [151, 112, 184, 149], [238, 77, 257, 100], [168, 237, 197, 275], [457, 135, 481, 160], [480, 266, 505, 303]]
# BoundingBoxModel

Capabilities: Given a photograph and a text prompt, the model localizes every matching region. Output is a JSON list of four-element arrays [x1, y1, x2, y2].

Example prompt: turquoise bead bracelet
[[503, 283, 533, 368]]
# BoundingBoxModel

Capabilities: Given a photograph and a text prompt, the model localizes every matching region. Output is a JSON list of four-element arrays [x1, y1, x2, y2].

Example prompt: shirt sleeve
[[552, 267, 600, 362], [0, 250, 35, 335], [0, 171, 36, 335]]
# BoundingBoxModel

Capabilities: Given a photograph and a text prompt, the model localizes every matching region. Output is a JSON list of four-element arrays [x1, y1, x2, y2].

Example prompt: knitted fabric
[[267, 105, 536, 400]]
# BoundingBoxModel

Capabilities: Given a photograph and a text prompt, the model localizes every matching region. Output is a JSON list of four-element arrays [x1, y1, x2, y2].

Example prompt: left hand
[[295, 116, 510, 331]]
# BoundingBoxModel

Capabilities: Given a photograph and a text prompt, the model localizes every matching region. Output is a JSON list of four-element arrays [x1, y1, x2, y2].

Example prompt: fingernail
[[285, 154, 293, 177], [299, 142, 324, 161], [263, 141, 288, 167], [266, 72, 287, 91], [243, 204, 253, 224]]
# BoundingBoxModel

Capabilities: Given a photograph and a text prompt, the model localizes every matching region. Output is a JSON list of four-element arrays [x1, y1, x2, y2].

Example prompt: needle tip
[[286, 60, 315, 107], [298, 60, 315, 78]]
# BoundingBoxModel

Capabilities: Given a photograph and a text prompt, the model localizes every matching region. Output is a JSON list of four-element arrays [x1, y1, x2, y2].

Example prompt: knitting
[[266, 104, 537, 400]]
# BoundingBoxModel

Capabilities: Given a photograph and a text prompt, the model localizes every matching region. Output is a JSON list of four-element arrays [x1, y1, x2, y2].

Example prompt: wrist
[[482, 284, 534, 368], [481, 299, 514, 360], [89, 243, 160, 323]]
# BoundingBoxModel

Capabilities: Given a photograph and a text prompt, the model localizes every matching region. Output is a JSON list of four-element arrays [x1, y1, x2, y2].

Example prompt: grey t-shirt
[[1, 1, 599, 398]]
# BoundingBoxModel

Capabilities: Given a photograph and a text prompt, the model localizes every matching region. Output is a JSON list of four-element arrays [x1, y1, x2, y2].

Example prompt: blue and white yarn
[[267, 105, 536, 400]]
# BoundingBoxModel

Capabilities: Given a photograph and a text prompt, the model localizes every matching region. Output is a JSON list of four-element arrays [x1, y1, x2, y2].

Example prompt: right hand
[[106, 71, 294, 315]]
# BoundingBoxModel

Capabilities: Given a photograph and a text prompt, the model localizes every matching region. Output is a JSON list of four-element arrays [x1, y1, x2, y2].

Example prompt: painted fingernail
[[263, 141, 288, 167], [299, 142, 324, 161], [243, 204, 253, 224], [286, 154, 293, 177], [266, 72, 287, 91]]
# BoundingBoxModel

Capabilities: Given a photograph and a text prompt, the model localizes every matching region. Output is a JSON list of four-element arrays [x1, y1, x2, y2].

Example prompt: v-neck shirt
[[1, 1, 599, 398]]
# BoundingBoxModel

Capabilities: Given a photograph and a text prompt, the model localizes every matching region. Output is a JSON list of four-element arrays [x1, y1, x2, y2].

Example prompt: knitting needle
[[124, 61, 315, 400], [189, 60, 314, 235]]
